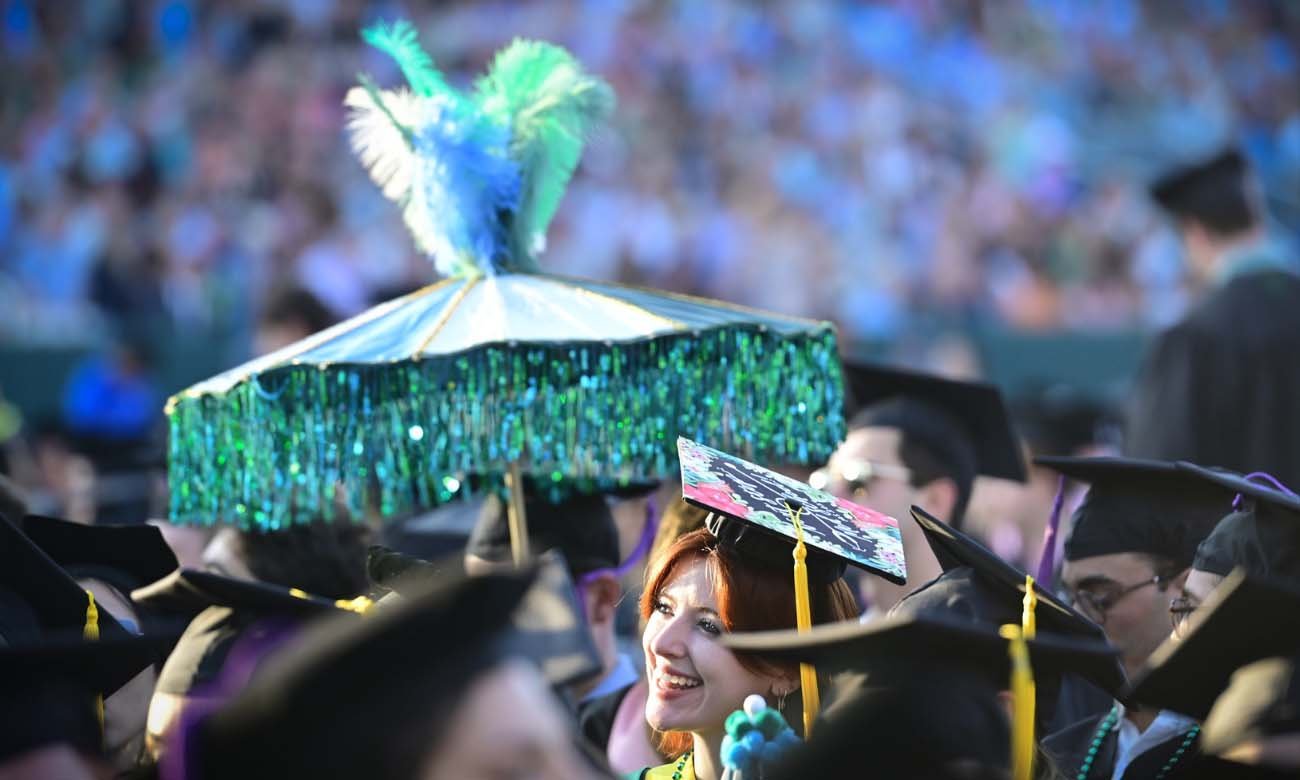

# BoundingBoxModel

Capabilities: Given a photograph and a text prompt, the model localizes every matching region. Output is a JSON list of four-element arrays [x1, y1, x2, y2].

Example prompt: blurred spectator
[[255, 285, 338, 355]]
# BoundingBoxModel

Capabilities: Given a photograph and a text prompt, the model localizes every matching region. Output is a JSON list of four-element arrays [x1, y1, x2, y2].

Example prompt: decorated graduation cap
[[1127, 569, 1300, 720], [20, 516, 178, 609], [1035, 456, 1236, 570], [367, 545, 602, 688], [1180, 462, 1300, 584], [137, 569, 367, 698], [844, 362, 1028, 483], [188, 568, 536, 779], [679, 436, 905, 737]]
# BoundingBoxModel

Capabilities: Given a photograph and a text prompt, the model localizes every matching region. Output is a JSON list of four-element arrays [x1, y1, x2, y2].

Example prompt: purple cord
[[1231, 471, 1300, 510], [161, 619, 299, 780], [577, 495, 659, 591], [1035, 475, 1066, 586]]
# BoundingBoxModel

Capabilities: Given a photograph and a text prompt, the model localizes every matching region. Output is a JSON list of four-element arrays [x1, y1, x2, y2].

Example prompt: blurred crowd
[[2, 0, 1298, 351]]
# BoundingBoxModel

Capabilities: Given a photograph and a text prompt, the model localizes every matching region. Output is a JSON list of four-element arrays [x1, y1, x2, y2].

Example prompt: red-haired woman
[[628, 527, 860, 780]]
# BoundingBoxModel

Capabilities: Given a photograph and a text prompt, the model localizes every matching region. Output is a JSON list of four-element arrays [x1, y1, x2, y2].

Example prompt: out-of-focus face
[[418, 660, 601, 780], [819, 427, 917, 523], [642, 559, 783, 739], [201, 527, 255, 581], [1061, 553, 1175, 677], [1169, 568, 1226, 640]]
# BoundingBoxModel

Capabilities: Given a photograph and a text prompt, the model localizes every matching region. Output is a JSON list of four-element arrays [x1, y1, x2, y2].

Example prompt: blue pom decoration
[[754, 708, 785, 739], [409, 95, 521, 277], [741, 729, 765, 753], [721, 737, 754, 773]]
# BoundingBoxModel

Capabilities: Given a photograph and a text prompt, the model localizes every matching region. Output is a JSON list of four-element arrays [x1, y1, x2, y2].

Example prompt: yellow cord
[[788, 503, 820, 737], [1000, 624, 1036, 780], [83, 590, 104, 741], [334, 595, 374, 614], [1022, 575, 1038, 639]]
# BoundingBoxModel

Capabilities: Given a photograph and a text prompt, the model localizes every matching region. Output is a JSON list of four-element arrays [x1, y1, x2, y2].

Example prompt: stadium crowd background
[[0, 0, 1298, 543]]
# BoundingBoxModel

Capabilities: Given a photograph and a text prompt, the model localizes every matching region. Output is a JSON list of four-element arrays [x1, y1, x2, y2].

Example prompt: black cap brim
[[20, 516, 178, 594], [132, 569, 348, 619]]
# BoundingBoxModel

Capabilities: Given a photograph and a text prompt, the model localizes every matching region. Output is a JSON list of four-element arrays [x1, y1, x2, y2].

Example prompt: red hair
[[640, 527, 860, 757]]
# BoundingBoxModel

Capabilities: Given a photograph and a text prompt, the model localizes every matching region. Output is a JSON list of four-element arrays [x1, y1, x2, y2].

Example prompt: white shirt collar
[[1111, 702, 1197, 780]]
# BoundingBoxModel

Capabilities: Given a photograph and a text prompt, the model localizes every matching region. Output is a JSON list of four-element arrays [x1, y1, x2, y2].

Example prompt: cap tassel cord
[[1000, 623, 1035, 780], [787, 502, 820, 737], [83, 590, 105, 743], [1035, 475, 1066, 586], [1231, 471, 1299, 510]]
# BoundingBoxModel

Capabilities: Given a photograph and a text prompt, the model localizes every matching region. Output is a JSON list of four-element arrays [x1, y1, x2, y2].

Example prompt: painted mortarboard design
[[1127, 569, 1300, 720], [678, 436, 906, 585]]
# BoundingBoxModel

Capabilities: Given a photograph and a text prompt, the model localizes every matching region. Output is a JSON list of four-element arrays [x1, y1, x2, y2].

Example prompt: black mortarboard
[[1200, 656, 1300, 757], [678, 436, 906, 585], [1127, 569, 1300, 720], [137, 570, 360, 697], [1180, 462, 1300, 583], [367, 546, 602, 688], [1036, 456, 1235, 569], [466, 492, 620, 575], [844, 362, 1027, 483], [1150, 148, 1248, 221], [20, 516, 178, 604], [191, 568, 536, 779]]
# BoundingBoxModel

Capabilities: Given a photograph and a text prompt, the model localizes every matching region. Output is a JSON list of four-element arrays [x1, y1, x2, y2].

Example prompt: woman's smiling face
[[642, 557, 782, 737]]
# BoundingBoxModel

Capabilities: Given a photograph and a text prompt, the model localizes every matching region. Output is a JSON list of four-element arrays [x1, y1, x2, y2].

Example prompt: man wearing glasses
[[1037, 457, 1234, 780], [813, 363, 1027, 616]]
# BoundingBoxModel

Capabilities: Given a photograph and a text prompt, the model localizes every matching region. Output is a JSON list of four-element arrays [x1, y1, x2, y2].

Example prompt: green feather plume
[[475, 40, 615, 260], [361, 20, 455, 100]]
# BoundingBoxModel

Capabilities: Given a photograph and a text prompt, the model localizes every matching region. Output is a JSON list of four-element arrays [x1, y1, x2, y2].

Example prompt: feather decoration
[[475, 40, 615, 263], [406, 95, 521, 277], [360, 20, 455, 101], [344, 82, 419, 202]]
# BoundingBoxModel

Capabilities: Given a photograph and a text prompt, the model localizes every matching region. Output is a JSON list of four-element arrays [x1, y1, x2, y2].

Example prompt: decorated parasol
[[165, 22, 845, 555]]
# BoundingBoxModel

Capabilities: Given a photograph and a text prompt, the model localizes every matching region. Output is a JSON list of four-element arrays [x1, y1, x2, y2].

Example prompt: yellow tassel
[[1022, 575, 1038, 639], [788, 503, 820, 737], [83, 591, 104, 742], [334, 595, 374, 614], [1000, 624, 1036, 780]]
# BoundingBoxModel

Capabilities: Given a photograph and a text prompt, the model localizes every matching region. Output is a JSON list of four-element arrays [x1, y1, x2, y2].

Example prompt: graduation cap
[[905, 506, 1116, 650], [1035, 456, 1236, 569], [1201, 655, 1300, 758], [19, 516, 178, 607], [726, 613, 1115, 780], [466, 492, 620, 575], [1179, 462, 1300, 583], [189, 568, 536, 779], [843, 362, 1028, 483], [1126, 569, 1300, 720], [137, 569, 364, 698], [367, 546, 602, 689], [1150, 147, 1251, 223]]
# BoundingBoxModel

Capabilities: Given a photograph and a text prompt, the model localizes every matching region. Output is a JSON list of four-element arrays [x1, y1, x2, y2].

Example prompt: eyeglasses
[[809, 459, 912, 501], [1168, 594, 1200, 639], [1066, 575, 1166, 625]]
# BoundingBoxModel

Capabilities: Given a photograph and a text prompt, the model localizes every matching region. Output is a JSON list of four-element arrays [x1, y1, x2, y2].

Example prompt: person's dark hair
[[1150, 148, 1257, 238], [897, 433, 974, 527], [1141, 553, 1186, 584], [261, 287, 338, 336], [237, 521, 372, 600]]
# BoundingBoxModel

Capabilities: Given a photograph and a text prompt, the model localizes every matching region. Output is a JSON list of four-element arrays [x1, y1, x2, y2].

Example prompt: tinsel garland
[[167, 327, 845, 530]]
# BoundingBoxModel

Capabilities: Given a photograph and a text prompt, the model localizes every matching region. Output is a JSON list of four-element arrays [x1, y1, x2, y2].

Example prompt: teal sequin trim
[[167, 327, 844, 529]]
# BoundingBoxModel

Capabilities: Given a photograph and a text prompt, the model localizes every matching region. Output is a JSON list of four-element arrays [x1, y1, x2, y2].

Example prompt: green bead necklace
[[671, 750, 693, 780], [1075, 707, 1200, 780]]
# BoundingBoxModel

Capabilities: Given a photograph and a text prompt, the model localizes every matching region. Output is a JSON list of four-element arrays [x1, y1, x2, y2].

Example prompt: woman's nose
[[647, 614, 688, 659]]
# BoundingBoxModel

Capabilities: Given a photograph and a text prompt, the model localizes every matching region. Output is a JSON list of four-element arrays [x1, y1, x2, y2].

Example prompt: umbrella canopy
[[164, 23, 845, 530]]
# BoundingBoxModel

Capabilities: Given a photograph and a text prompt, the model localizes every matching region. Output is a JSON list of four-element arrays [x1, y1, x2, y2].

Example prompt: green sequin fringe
[[167, 327, 845, 530]]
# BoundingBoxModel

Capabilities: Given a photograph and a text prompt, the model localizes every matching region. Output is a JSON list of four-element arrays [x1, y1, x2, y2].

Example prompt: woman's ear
[[770, 672, 800, 698]]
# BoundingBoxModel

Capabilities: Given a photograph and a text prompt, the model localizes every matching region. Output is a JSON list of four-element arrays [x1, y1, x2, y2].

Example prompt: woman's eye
[[697, 618, 721, 636], [653, 599, 673, 616]]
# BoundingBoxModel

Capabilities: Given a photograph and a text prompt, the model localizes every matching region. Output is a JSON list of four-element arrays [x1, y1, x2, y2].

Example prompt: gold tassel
[[788, 503, 820, 737], [1022, 574, 1038, 639], [1000, 624, 1036, 780], [83, 590, 104, 742]]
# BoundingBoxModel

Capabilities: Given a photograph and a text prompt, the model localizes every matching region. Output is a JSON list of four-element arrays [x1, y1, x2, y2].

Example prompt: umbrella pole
[[505, 461, 529, 567]]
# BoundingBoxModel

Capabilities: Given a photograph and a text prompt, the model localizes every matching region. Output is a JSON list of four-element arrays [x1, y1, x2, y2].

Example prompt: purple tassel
[[1231, 471, 1299, 510], [1035, 475, 1066, 586], [578, 495, 659, 589]]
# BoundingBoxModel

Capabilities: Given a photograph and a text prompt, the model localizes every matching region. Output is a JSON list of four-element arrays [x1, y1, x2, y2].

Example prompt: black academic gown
[[575, 681, 635, 754], [1044, 712, 1201, 780], [1125, 264, 1300, 487]]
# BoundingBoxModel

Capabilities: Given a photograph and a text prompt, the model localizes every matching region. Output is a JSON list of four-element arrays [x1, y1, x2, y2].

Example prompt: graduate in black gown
[[1035, 458, 1237, 780], [1124, 148, 1300, 488]]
